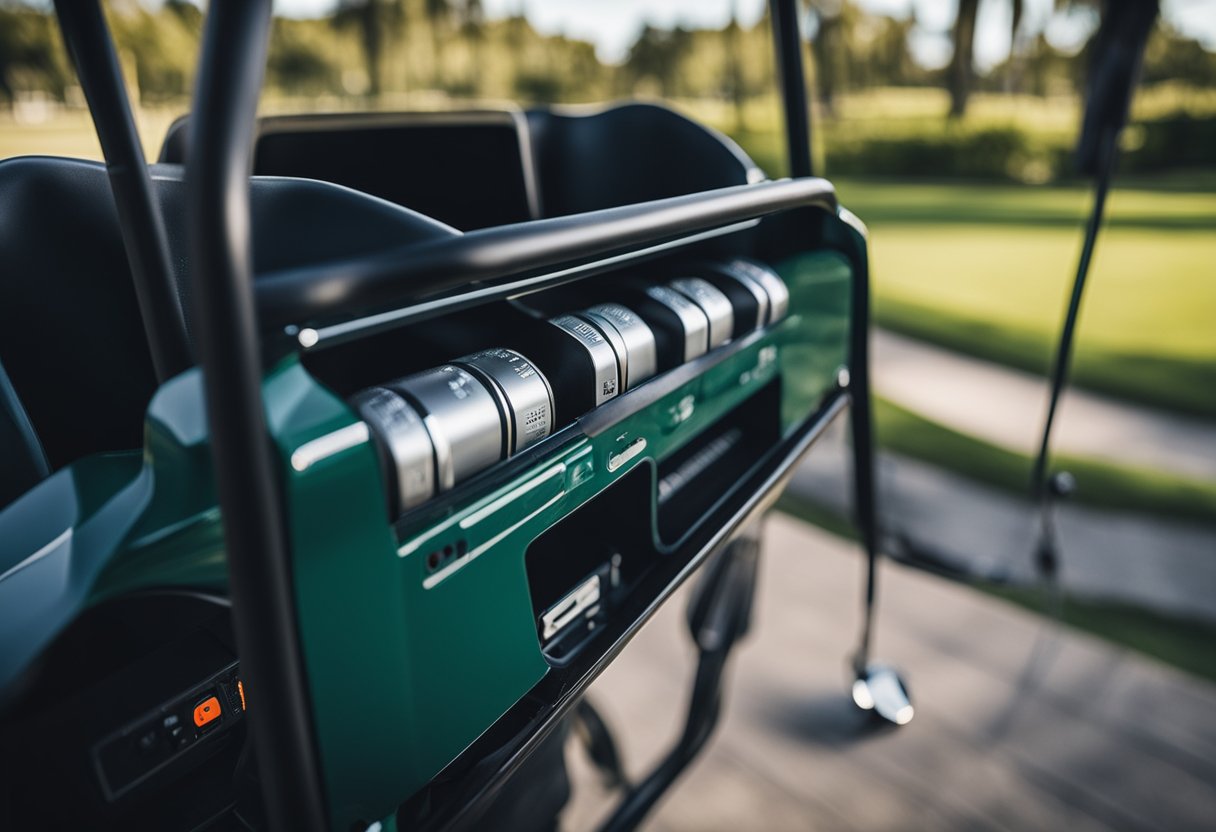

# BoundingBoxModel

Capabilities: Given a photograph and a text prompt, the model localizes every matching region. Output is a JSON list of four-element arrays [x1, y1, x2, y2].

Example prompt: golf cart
[[0, 0, 1149, 829]]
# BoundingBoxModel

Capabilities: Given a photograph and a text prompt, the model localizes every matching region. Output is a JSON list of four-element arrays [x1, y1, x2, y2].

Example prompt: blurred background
[[2, 1, 1213, 828]]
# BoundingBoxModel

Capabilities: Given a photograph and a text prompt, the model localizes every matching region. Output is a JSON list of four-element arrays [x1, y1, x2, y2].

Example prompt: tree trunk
[[727, 5, 746, 132], [360, 4, 383, 97], [947, 0, 980, 118], [1005, 0, 1025, 94], [814, 14, 841, 118]]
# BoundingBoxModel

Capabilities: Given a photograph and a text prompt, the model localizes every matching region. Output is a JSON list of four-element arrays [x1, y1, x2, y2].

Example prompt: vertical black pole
[[187, 2, 327, 830], [847, 231, 881, 675], [1030, 128, 1117, 503], [52, 0, 191, 382], [770, 0, 814, 178], [1030, 0, 1157, 505]]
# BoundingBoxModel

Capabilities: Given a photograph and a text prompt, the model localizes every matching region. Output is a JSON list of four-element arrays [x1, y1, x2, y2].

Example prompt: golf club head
[[851, 664, 914, 726]]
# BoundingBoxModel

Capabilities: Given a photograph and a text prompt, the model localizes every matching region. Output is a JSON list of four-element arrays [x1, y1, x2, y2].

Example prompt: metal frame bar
[[848, 233, 882, 676], [184, 2, 327, 830], [598, 534, 760, 832], [767, 0, 882, 679], [52, 0, 191, 382], [770, 0, 814, 178]]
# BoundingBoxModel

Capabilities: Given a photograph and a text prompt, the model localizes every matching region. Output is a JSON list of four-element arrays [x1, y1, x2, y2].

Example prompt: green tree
[[1141, 22, 1216, 87], [332, 0, 406, 97], [268, 18, 340, 95], [0, 6, 68, 105], [425, 0, 452, 84], [105, 3, 199, 103], [805, 1, 846, 116], [624, 24, 692, 98]]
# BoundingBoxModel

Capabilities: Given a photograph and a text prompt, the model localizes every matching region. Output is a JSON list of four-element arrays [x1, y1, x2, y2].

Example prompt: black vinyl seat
[[0, 155, 456, 510], [524, 103, 762, 217], [159, 103, 762, 222], [0, 103, 759, 510], [0, 156, 163, 475]]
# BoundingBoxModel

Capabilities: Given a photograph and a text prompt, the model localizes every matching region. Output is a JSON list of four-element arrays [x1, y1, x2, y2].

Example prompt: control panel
[[352, 258, 791, 519], [92, 663, 246, 801]]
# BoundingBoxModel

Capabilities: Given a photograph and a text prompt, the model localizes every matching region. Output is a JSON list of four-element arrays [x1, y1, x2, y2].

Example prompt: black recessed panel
[[254, 121, 532, 230]]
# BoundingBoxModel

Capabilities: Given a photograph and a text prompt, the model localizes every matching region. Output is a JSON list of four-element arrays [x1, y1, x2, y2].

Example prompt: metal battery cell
[[390, 365, 504, 491], [705, 264, 770, 332], [351, 386, 436, 512], [668, 277, 734, 349], [642, 285, 710, 363], [456, 348, 555, 455], [581, 303, 658, 390], [723, 258, 790, 323], [548, 313, 621, 405]]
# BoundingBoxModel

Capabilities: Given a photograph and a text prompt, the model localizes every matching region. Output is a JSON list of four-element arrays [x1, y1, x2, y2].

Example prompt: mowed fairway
[[837, 179, 1216, 417]]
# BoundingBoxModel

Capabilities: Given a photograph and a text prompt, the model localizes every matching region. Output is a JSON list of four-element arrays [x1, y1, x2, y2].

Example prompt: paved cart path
[[562, 514, 1216, 831], [872, 330, 1216, 482], [789, 436, 1216, 622]]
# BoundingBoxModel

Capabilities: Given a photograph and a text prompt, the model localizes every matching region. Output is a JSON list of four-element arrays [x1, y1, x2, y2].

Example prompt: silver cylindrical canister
[[581, 303, 658, 390], [391, 364, 504, 491], [710, 265, 770, 331], [352, 386, 436, 512], [642, 285, 710, 363], [549, 313, 621, 405], [669, 277, 734, 349], [456, 348, 555, 455], [724, 259, 789, 323]]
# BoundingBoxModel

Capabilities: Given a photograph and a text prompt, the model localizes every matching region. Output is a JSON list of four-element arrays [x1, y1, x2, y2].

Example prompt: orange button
[[193, 696, 222, 728]]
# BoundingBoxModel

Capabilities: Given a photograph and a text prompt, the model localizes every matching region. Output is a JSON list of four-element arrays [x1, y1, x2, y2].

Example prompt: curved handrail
[[256, 177, 837, 331]]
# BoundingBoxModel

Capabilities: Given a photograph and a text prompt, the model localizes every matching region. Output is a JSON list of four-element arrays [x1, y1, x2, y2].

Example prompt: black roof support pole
[[52, 0, 191, 382], [770, 0, 814, 178], [186, 1, 328, 830]]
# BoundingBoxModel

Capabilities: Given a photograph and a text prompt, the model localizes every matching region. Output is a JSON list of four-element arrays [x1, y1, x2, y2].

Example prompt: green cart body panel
[[0, 216, 861, 828]]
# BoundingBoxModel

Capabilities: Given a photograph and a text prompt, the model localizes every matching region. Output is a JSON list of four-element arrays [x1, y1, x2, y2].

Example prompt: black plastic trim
[[771, 0, 814, 179]]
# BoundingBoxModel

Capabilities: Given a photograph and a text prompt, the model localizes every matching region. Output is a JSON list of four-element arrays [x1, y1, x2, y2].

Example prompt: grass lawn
[[838, 180, 1216, 419], [720, 102, 1216, 420], [0, 108, 182, 162]]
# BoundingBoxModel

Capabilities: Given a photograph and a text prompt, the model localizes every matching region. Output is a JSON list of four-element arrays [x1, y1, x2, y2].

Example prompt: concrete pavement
[[787, 417, 1216, 622], [872, 330, 1216, 482], [562, 514, 1216, 831]]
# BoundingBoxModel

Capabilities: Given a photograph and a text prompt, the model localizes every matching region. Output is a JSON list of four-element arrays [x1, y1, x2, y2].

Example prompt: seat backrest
[[162, 104, 761, 224], [525, 103, 761, 217], [0, 155, 457, 509], [0, 156, 162, 473], [161, 111, 538, 231]]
